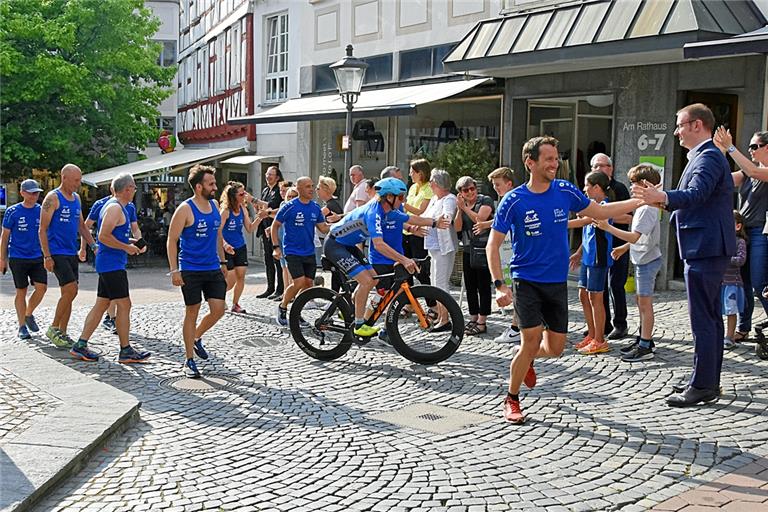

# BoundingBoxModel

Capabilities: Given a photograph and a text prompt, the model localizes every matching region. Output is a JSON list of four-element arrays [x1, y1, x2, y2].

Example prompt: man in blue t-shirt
[[0, 179, 48, 340], [325, 177, 448, 337], [487, 136, 641, 424], [271, 177, 330, 326], [81, 191, 144, 332]]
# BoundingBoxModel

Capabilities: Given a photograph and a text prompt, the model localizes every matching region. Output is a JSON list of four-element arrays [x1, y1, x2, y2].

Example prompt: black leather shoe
[[608, 327, 629, 340], [431, 322, 453, 333], [672, 380, 722, 396], [667, 386, 719, 407], [256, 289, 275, 299]]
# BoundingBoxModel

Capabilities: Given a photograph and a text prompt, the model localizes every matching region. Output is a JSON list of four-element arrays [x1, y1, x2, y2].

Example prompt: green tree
[[0, 0, 176, 179], [433, 138, 497, 193]]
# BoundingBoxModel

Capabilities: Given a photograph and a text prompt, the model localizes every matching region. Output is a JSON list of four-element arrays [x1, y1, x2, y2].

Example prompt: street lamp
[[331, 44, 368, 203]]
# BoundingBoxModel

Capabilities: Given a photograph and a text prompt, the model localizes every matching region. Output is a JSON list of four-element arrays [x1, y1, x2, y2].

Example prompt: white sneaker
[[494, 326, 521, 344], [304, 299, 325, 310]]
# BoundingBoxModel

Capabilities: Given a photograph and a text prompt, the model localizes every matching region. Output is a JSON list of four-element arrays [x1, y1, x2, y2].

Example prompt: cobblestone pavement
[[1, 268, 767, 511], [0, 367, 60, 443]]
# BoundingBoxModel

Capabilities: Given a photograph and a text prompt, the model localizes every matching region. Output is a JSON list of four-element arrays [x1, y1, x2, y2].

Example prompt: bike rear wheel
[[289, 287, 354, 361], [386, 285, 464, 365]]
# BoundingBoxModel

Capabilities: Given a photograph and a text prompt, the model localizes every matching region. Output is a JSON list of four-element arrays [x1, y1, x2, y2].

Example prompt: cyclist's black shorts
[[323, 237, 372, 278]]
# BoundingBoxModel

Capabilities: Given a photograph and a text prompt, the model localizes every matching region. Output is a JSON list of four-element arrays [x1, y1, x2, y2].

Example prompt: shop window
[[399, 43, 455, 80], [362, 54, 392, 84], [265, 12, 289, 103]]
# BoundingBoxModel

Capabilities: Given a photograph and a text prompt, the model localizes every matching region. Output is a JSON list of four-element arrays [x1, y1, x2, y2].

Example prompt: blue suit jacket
[[666, 140, 736, 261]]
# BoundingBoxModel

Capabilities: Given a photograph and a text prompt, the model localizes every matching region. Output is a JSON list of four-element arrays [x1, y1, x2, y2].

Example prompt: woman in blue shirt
[[219, 181, 260, 313]]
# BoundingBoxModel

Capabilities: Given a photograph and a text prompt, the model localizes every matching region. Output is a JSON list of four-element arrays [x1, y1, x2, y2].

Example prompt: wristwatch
[[494, 279, 505, 289], [727, 145, 737, 154]]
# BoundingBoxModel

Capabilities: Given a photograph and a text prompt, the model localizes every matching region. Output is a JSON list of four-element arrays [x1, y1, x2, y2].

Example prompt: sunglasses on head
[[749, 143, 767, 151]]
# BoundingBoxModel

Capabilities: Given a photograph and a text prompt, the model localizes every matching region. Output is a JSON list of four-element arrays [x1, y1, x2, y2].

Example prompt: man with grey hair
[[380, 165, 402, 181], [39, 164, 97, 349], [344, 165, 368, 213], [590, 152, 631, 340], [70, 173, 150, 363]]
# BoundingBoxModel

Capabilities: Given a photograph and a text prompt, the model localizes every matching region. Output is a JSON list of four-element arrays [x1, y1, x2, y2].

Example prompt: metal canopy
[[227, 78, 490, 125], [443, 0, 766, 75], [83, 147, 245, 186], [684, 25, 768, 58]]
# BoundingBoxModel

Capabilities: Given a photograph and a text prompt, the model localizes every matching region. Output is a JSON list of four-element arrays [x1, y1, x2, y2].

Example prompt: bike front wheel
[[385, 285, 464, 365], [289, 287, 354, 361]]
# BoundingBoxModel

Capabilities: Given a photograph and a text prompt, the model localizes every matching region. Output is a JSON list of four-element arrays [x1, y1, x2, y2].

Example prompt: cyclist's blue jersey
[[369, 205, 407, 265], [330, 200, 409, 247]]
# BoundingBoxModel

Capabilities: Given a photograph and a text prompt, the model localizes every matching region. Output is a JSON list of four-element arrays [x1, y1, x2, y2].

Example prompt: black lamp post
[[330, 44, 368, 203]]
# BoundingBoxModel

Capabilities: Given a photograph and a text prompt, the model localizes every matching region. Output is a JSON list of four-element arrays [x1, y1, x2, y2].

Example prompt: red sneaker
[[575, 335, 593, 350], [503, 396, 525, 424], [524, 364, 537, 389]]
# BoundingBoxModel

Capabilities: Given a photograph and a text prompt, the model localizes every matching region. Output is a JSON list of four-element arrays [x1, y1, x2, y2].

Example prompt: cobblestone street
[[2, 267, 768, 511]]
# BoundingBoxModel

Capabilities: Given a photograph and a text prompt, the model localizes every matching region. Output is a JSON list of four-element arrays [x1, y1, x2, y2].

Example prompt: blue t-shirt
[[222, 208, 246, 248], [492, 179, 591, 283], [2, 203, 42, 259], [95, 199, 131, 273], [179, 199, 222, 271], [47, 189, 81, 256], [89, 196, 137, 231], [330, 201, 409, 247], [581, 200, 613, 268], [275, 198, 324, 257], [369, 205, 407, 265]]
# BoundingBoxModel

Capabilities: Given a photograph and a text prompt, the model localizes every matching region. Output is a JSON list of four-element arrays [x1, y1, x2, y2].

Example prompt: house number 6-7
[[637, 133, 666, 151]]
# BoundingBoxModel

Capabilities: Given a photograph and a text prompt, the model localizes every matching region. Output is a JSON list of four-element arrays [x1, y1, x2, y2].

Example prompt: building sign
[[622, 121, 668, 152]]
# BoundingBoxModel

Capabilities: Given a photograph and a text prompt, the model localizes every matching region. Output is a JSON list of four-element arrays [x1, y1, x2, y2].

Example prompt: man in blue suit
[[633, 103, 736, 407]]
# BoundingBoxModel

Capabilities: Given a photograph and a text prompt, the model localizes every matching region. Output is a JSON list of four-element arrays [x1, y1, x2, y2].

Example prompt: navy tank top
[[223, 208, 246, 248], [95, 199, 131, 273]]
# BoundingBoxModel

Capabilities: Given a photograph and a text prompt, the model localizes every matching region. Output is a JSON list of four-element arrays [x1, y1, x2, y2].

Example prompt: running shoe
[[304, 299, 325, 310], [18, 325, 32, 340], [353, 324, 380, 337], [193, 338, 209, 360], [46, 326, 61, 342], [723, 337, 736, 349], [231, 303, 247, 314], [118, 345, 151, 364], [503, 395, 525, 424], [25, 315, 40, 333], [621, 345, 654, 362], [299, 317, 310, 329], [184, 358, 201, 378], [70, 343, 99, 362], [579, 339, 611, 355], [574, 335, 593, 350], [620, 338, 656, 354], [276, 305, 288, 327], [511, 345, 537, 389], [494, 326, 521, 344], [378, 329, 390, 344], [102, 315, 115, 332], [52, 331, 74, 349]]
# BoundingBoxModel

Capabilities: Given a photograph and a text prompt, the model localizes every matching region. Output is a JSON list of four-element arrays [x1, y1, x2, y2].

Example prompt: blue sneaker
[[118, 345, 151, 364], [18, 325, 32, 340], [378, 329, 390, 345], [276, 305, 288, 327], [193, 338, 209, 360], [25, 315, 40, 333], [184, 358, 201, 378], [102, 315, 114, 331], [70, 343, 99, 362]]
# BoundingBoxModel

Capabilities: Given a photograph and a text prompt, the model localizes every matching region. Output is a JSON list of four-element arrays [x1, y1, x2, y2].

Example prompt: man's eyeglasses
[[460, 186, 477, 193], [748, 143, 767, 151], [675, 120, 696, 130]]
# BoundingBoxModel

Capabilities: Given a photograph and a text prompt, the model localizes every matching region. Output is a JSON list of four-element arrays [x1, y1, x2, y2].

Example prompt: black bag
[[469, 243, 488, 269]]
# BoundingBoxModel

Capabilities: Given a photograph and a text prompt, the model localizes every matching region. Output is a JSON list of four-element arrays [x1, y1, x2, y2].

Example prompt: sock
[[511, 325, 520, 332], [76, 338, 88, 348], [120, 345, 130, 352], [639, 337, 652, 349], [355, 319, 364, 327], [507, 392, 519, 401]]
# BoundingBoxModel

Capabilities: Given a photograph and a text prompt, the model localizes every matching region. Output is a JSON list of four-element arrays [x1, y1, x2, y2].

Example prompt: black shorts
[[225, 245, 248, 270], [180, 270, 226, 306], [512, 278, 568, 333], [285, 255, 317, 280], [97, 270, 130, 300], [51, 254, 79, 286], [372, 263, 395, 292], [9, 258, 47, 289]]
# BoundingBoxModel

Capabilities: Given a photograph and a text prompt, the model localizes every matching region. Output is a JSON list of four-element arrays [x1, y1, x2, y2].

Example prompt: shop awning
[[684, 25, 768, 58], [227, 78, 490, 125], [443, 0, 766, 77], [83, 147, 245, 186], [221, 155, 280, 165]]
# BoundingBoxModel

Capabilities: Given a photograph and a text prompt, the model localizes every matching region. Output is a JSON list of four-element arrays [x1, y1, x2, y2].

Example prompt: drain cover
[[159, 375, 240, 394], [369, 403, 494, 434]]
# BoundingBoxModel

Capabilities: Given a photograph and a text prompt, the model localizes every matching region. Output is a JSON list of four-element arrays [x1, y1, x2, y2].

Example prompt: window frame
[[264, 11, 289, 104]]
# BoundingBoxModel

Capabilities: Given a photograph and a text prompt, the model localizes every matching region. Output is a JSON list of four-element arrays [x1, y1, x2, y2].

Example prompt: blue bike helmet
[[375, 177, 407, 197]]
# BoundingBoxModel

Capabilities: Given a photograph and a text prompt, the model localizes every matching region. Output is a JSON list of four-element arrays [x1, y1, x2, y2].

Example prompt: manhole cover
[[368, 403, 495, 434], [158, 375, 240, 394]]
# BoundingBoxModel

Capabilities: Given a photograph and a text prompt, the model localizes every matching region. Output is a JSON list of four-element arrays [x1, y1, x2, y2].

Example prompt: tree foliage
[[0, 0, 176, 178], [433, 138, 497, 193]]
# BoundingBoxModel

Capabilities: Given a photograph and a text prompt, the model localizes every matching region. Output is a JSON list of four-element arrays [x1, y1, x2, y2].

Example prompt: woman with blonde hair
[[219, 181, 260, 313]]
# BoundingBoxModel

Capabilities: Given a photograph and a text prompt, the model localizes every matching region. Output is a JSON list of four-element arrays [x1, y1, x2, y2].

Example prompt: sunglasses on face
[[461, 186, 476, 193], [749, 143, 767, 151]]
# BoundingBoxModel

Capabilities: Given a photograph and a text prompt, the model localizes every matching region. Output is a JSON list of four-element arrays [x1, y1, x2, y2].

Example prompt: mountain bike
[[289, 256, 464, 365]]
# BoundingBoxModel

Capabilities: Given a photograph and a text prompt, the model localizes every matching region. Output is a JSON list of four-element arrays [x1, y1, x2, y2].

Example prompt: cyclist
[[324, 177, 449, 337]]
